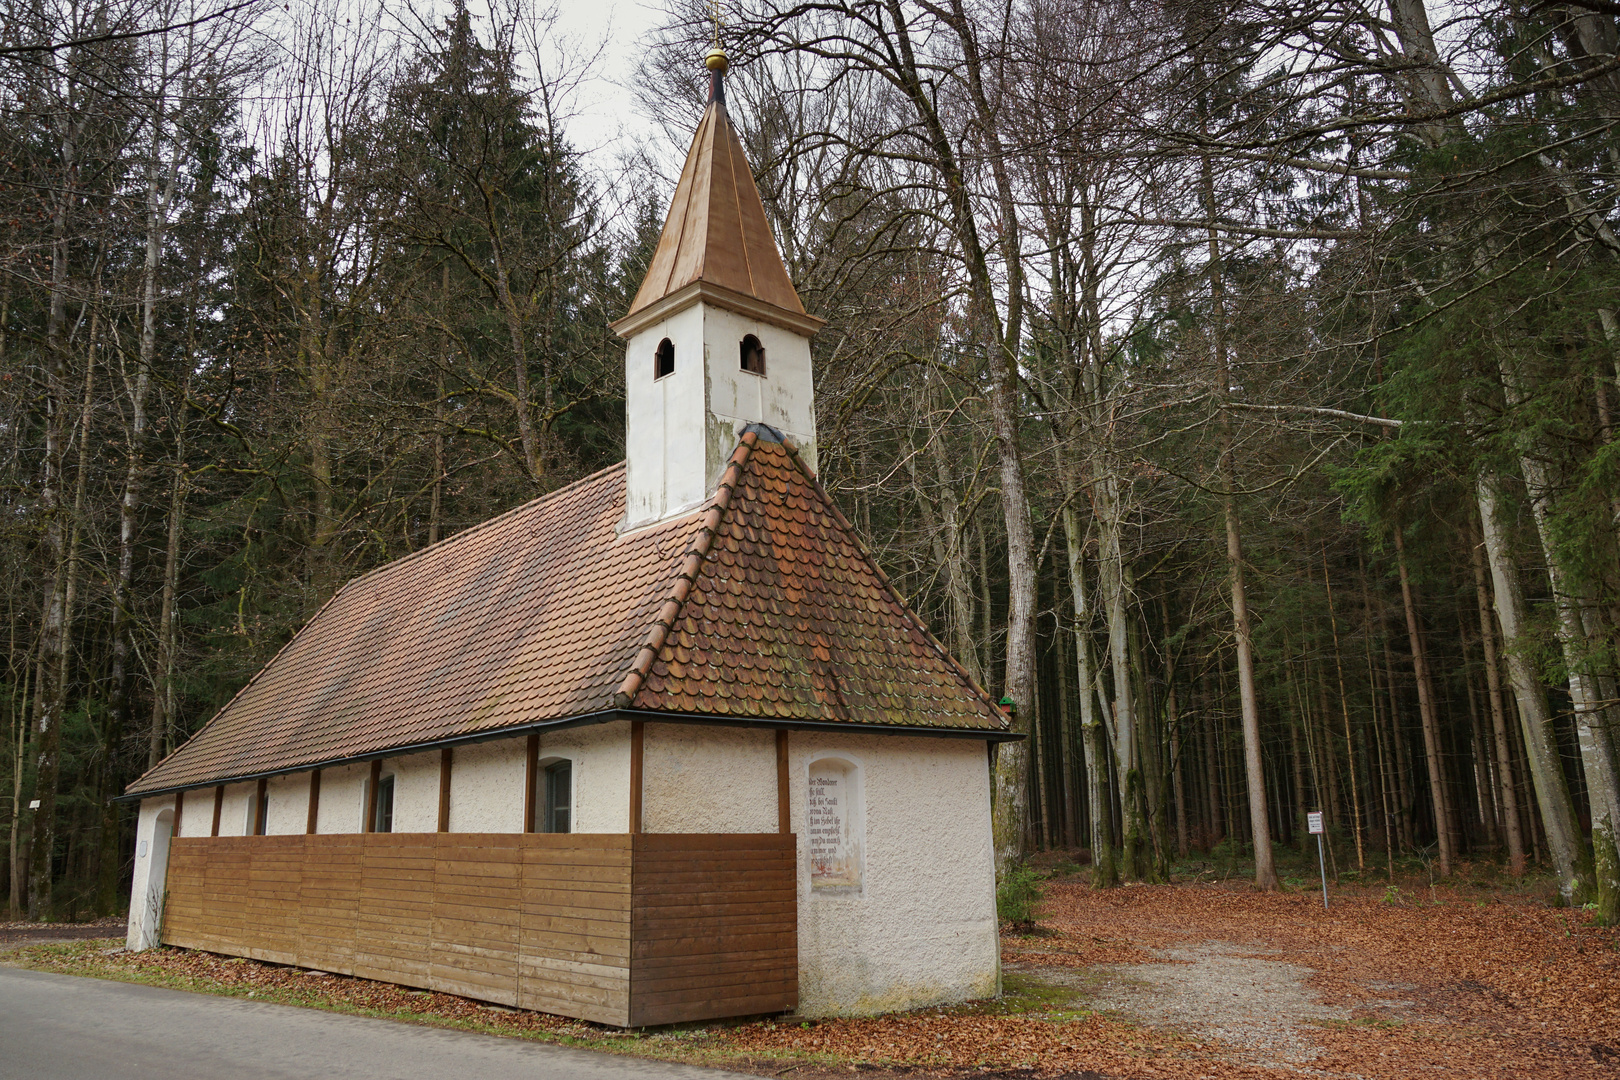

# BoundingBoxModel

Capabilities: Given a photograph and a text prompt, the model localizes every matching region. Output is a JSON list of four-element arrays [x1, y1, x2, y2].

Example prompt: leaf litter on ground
[[10, 878, 1619, 1078]]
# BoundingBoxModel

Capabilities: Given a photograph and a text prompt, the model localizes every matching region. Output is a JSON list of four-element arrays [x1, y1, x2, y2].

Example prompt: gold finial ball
[[705, 47, 729, 73]]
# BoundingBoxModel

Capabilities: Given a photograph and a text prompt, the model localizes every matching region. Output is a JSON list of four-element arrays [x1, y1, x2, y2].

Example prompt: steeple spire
[[612, 51, 822, 339], [612, 50, 822, 530]]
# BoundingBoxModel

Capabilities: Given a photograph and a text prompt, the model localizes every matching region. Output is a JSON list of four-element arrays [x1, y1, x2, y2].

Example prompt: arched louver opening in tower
[[740, 334, 766, 375], [655, 338, 675, 379]]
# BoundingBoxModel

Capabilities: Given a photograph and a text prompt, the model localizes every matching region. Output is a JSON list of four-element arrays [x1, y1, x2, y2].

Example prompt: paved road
[[0, 967, 754, 1080]]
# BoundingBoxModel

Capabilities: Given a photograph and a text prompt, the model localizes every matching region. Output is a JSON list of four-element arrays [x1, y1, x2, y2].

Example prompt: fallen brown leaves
[[14, 882, 1620, 1079], [721, 1009, 1262, 1078], [723, 880, 1620, 1079]]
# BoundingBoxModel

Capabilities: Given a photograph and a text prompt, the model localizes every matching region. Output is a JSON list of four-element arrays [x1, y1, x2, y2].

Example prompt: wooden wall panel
[[628, 833, 797, 1027], [519, 835, 632, 1026], [160, 830, 796, 1029], [430, 834, 523, 1006], [355, 835, 434, 983], [297, 834, 361, 972]]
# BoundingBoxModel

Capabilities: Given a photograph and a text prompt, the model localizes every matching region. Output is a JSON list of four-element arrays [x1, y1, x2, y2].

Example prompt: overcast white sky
[[551, 0, 671, 165]]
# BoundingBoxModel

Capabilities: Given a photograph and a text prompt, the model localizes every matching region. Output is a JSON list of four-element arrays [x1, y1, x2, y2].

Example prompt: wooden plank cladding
[[161, 832, 796, 1028], [628, 833, 797, 1027]]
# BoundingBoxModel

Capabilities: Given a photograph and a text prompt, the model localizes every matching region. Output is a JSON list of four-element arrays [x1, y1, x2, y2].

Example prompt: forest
[[3, 0, 1620, 927]]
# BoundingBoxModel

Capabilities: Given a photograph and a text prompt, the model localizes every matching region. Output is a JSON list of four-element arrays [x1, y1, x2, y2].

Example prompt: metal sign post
[[1307, 811, 1327, 909]]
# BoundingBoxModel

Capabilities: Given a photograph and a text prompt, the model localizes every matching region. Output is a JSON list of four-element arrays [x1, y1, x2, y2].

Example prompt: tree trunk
[[1094, 470, 1143, 878], [1391, 524, 1455, 876], [1475, 475, 1585, 898], [1169, 679, 1189, 860], [26, 90, 81, 919], [1323, 552, 1365, 868], [1200, 134, 1276, 889], [1508, 420, 1620, 919], [1062, 497, 1116, 886], [1468, 516, 1526, 872], [988, 376, 1036, 877]]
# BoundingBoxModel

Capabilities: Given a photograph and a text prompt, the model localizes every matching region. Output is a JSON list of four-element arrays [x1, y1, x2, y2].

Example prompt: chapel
[[122, 49, 1013, 1026]]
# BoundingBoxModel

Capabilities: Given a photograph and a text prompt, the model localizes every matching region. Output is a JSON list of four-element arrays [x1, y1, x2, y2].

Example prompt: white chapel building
[[122, 50, 1012, 1026]]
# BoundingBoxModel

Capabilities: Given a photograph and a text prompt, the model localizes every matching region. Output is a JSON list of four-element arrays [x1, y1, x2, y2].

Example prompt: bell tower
[[611, 49, 824, 530]]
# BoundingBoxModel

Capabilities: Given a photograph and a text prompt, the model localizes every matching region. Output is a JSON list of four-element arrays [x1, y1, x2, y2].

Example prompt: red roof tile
[[126, 434, 1008, 796]]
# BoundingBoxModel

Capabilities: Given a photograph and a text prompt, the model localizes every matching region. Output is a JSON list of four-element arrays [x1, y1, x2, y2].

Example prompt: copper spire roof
[[617, 84, 820, 334], [124, 434, 1010, 797]]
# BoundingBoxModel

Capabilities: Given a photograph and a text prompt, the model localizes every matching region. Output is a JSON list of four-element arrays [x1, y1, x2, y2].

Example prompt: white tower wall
[[623, 299, 817, 529]]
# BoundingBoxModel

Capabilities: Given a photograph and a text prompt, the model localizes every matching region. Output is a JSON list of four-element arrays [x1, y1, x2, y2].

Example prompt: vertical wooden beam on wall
[[210, 785, 223, 836], [365, 760, 381, 833], [777, 729, 790, 833], [630, 721, 645, 834], [523, 733, 540, 833], [307, 769, 322, 834], [173, 789, 184, 838], [438, 747, 452, 832], [253, 777, 268, 835]]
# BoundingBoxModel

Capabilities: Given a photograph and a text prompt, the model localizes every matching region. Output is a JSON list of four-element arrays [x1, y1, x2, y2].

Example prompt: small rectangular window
[[373, 775, 395, 833], [543, 761, 571, 834]]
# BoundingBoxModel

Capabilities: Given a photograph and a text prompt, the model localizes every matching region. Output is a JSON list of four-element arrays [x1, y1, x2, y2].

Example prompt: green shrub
[[997, 867, 1046, 929]]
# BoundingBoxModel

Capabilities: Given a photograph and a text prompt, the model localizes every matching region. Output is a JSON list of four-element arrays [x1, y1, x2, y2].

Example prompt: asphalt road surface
[[0, 967, 755, 1080]]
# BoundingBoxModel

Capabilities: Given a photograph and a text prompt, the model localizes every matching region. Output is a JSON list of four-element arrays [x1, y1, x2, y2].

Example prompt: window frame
[[373, 774, 395, 834], [541, 759, 572, 834], [654, 338, 676, 380]]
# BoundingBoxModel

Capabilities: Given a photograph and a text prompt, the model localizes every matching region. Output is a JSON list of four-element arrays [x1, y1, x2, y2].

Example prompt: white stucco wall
[[624, 303, 709, 526], [443, 738, 525, 832], [126, 796, 176, 949], [623, 298, 818, 529], [311, 763, 363, 833], [265, 773, 309, 835], [642, 724, 777, 833], [703, 305, 817, 472], [176, 788, 212, 838], [380, 752, 430, 833], [635, 723, 998, 1016], [218, 781, 253, 836], [411, 722, 634, 833], [535, 722, 632, 833], [789, 732, 999, 1017]]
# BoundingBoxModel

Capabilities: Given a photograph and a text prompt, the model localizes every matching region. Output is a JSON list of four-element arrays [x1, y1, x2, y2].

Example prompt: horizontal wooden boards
[[165, 833, 632, 1026], [627, 832, 798, 1027], [162, 831, 797, 1029]]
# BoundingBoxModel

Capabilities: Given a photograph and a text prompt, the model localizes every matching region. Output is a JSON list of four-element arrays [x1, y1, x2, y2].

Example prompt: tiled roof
[[126, 434, 1008, 796]]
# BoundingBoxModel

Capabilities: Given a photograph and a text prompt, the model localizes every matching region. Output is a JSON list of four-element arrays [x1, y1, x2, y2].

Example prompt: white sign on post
[[1308, 810, 1329, 909]]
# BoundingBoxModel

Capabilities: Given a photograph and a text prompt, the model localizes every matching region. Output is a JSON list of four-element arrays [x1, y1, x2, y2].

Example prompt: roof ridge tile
[[611, 432, 757, 709]]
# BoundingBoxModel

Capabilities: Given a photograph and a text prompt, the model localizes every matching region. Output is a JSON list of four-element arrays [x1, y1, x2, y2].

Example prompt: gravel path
[[1010, 939, 1364, 1068], [1088, 943, 1352, 1063]]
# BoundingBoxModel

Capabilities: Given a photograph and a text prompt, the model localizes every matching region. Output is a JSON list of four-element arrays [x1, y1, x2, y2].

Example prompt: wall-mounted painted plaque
[[808, 757, 862, 891]]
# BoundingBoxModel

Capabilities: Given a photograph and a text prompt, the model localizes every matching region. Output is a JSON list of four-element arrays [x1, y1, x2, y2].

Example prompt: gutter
[[112, 708, 1023, 803]]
